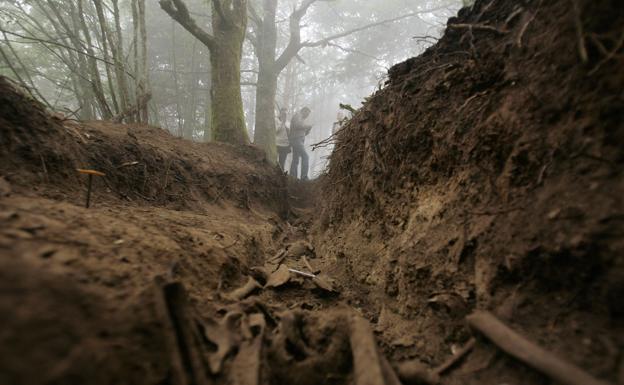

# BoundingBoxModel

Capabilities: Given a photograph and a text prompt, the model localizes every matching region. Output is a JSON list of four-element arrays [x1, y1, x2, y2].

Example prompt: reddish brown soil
[[317, 0, 623, 383]]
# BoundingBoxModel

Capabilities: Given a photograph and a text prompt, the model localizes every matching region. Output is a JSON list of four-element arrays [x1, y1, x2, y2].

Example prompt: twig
[[448, 23, 507, 35], [39, 154, 49, 183], [589, 28, 624, 75], [467, 311, 612, 385], [458, 90, 488, 112], [516, 1, 542, 48]]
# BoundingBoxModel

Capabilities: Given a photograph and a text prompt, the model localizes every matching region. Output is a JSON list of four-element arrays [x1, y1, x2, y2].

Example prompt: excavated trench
[[1, 0, 624, 384]]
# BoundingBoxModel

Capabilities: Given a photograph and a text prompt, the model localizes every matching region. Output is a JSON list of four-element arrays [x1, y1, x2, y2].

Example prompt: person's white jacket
[[276, 119, 290, 147]]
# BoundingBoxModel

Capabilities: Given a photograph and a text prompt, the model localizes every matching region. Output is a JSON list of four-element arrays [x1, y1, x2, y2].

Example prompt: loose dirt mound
[[0, 77, 287, 216], [317, 0, 623, 383], [0, 76, 296, 384]]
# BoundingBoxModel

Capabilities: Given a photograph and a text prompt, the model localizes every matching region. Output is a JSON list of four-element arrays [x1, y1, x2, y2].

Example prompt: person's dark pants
[[277, 146, 290, 171], [289, 137, 309, 180]]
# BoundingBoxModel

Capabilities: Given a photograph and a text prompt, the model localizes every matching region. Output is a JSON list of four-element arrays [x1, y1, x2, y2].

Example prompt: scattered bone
[[228, 313, 265, 385], [349, 315, 402, 385], [312, 274, 339, 294], [227, 277, 263, 301], [467, 310, 612, 385], [265, 264, 291, 288], [268, 248, 287, 263], [302, 255, 320, 274]]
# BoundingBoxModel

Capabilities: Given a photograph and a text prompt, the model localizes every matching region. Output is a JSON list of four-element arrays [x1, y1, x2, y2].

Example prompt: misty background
[[0, 0, 462, 176]]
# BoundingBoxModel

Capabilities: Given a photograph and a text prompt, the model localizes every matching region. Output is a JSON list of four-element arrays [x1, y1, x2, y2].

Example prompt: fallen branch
[[467, 311, 612, 385]]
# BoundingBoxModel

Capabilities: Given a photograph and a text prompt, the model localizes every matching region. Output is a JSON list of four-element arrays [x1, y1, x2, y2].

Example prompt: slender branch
[[275, 0, 324, 70], [159, 0, 217, 50], [446, 23, 507, 35], [276, 5, 448, 71], [302, 11, 433, 48], [0, 29, 136, 78], [0, 31, 53, 108]]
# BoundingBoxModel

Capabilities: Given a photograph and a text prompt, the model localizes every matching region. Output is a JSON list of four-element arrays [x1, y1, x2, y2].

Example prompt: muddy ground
[[1, 0, 623, 384]]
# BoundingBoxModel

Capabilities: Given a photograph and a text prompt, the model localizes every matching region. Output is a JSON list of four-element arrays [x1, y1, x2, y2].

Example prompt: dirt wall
[[316, 0, 624, 381]]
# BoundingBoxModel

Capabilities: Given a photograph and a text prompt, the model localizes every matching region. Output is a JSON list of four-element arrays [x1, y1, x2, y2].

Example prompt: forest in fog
[[0, 0, 461, 176]]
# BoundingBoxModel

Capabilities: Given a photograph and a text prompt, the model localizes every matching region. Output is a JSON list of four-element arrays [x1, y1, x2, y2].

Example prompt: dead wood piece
[[154, 280, 212, 385], [227, 277, 263, 301], [467, 311, 612, 385]]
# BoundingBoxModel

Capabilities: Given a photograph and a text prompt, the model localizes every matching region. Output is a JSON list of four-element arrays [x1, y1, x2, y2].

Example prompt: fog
[[1, 0, 462, 176]]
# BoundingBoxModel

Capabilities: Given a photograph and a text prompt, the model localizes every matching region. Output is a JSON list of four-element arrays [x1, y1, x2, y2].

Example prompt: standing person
[[275, 108, 290, 171], [289, 107, 312, 180]]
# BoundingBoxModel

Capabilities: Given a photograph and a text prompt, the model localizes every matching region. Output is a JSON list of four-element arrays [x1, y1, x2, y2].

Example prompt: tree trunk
[[76, 0, 112, 119], [209, 25, 248, 144], [138, 0, 149, 123], [252, 0, 278, 161], [254, 70, 278, 161], [92, 0, 120, 114], [160, 0, 249, 145], [111, 0, 131, 115]]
